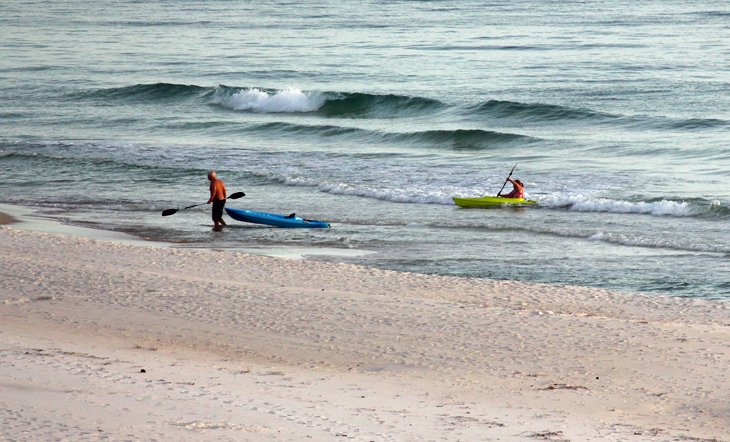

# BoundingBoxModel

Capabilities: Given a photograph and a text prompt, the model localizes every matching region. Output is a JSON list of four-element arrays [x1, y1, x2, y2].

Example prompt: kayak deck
[[225, 208, 330, 228], [453, 196, 537, 208]]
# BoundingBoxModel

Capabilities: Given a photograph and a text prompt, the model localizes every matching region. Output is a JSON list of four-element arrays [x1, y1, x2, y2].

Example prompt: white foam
[[540, 194, 694, 217], [213, 87, 325, 113]]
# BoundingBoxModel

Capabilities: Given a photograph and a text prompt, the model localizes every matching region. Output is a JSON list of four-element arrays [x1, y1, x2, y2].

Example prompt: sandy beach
[[1, 218, 728, 441]]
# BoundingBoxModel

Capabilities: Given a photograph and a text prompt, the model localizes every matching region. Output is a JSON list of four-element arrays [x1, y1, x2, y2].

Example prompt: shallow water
[[1, 0, 728, 298]]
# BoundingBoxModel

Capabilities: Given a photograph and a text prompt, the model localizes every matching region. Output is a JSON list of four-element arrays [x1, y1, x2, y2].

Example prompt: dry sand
[[1, 224, 728, 441]]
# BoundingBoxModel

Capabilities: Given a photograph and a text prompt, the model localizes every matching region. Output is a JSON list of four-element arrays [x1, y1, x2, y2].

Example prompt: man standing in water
[[498, 177, 525, 199], [207, 170, 227, 230]]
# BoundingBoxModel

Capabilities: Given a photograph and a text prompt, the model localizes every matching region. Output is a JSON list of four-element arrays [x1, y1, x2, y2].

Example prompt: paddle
[[161, 191, 246, 217], [496, 164, 517, 196]]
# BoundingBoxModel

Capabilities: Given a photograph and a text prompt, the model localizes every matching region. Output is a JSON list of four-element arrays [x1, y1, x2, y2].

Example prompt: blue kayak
[[225, 208, 330, 228]]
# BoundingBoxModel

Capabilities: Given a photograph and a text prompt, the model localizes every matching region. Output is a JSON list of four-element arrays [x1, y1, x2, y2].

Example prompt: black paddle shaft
[[496, 164, 517, 196], [161, 191, 245, 216]]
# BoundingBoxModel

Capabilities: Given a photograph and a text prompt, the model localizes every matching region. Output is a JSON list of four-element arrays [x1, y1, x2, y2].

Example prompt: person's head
[[207, 170, 217, 181], [514, 179, 523, 187]]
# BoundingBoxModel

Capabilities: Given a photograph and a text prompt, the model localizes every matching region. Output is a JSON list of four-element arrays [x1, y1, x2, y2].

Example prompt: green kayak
[[453, 196, 538, 208]]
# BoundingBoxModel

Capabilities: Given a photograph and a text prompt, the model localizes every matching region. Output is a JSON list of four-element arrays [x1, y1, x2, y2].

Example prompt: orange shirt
[[209, 178, 226, 201]]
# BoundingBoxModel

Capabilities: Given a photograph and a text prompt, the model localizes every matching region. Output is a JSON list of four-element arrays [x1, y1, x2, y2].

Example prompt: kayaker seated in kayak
[[498, 178, 524, 199]]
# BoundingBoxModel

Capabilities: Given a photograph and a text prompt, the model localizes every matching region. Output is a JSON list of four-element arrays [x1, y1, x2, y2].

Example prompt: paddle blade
[[228, 191, 246, 199], [161, 208, 178, 217]]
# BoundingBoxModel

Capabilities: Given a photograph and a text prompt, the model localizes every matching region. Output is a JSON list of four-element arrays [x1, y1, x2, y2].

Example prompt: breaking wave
[[73, 83, 730, 129], [76, 83, 447, 117], [210, 86, 448, 117], [539, 194, 728, 217], [211, 87, 326, 113]]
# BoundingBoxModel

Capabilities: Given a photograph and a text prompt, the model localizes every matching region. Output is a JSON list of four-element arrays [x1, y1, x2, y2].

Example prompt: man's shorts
[[212, 199, 226, 221]]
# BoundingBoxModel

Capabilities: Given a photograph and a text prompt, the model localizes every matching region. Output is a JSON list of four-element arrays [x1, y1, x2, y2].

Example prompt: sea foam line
[[252, 170, 720, 216]]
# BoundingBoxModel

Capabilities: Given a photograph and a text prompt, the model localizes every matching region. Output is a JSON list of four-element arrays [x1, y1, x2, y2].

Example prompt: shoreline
[[1, 222, 728, 440], [0, 203, 161, 247], [0, 202, 376, 261]]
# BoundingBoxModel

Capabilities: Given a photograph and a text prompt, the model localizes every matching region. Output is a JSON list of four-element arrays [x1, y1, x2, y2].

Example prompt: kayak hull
[[453, 196, 537, 208], [225, 208, 330, 228]]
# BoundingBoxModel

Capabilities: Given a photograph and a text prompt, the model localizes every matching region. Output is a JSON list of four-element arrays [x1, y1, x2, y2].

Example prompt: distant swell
[[244, 122, 533, 148], [251, 122, 364, 136], [79, 83, 209, 101], [665, 118, 729, 130], [0, 150, 204, 177], [470, 99, 615, 122], [467, 99, 729, 129], [390, 129, 531, 148]]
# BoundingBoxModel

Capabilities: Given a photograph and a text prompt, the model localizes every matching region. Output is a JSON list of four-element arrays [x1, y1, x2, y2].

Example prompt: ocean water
[[1, 0, 728, 298]]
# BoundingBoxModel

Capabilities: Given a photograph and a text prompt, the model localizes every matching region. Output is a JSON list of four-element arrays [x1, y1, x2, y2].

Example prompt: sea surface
[[1, 0, 729, 298]]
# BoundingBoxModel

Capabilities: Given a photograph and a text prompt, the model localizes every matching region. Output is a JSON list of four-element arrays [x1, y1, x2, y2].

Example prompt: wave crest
[[211, 86, 326, 113], [539, 194, 698, 217]]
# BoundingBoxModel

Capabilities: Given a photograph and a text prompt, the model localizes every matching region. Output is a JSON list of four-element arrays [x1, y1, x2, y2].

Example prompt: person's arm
[[207, 181, 214, 203], [498, 178, 514, 196]]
